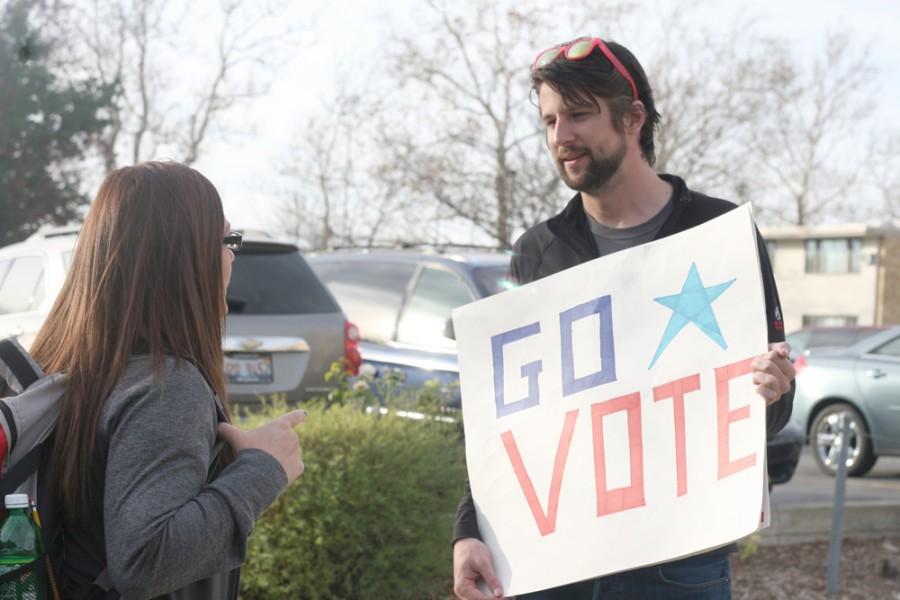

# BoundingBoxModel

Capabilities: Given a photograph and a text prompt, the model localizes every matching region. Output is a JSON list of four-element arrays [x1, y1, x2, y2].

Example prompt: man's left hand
[[750, 342, 795, 405]]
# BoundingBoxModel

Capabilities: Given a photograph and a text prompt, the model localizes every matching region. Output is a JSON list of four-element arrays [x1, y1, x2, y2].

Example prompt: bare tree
[[613, 6, 890, 227], [274, 86, 416, 250], [743, 32, 877, 225], [276, 93, 355, 250], [277, 1, 894, 248], [49, 0, 298, 171], [372, 0, 631, 248], [870, 133, 900, 221], [640, 10, 774, 201]]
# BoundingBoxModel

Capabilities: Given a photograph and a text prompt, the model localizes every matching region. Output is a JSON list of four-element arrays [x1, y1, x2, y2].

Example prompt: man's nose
[[553, 118, 575, 146]]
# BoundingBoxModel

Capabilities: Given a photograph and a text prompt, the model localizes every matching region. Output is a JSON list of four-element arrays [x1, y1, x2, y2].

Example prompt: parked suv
[[307, 247, 514, 406], [224, 237, 359, 404], [0, 227, 357, 405]]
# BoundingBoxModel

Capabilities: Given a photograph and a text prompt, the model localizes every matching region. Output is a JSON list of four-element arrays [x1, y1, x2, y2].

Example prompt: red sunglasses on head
[[532, 37, 638, 99]]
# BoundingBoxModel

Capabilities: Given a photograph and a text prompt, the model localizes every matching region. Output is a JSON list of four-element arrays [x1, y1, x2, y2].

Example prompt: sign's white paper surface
[[453, 205, 770, 595]]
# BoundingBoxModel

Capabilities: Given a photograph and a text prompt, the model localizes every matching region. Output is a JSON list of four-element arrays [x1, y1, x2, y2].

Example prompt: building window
[[802, 315, 858, 327], [804, 238, 862, 273]]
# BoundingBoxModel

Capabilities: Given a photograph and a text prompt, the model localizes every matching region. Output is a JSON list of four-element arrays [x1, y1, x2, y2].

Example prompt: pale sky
[[191, 0, 900, 235]]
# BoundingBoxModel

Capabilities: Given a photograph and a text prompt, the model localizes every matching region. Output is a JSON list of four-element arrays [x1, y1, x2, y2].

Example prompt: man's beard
[[557, 137, 627, 193]]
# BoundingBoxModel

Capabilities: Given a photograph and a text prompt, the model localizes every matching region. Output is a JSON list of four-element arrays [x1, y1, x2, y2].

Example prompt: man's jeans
[[515, 552, 731, 600]]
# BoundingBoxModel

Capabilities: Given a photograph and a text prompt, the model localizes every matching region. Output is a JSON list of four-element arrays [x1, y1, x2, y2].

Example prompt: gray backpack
[[0, 337, 114, 600]]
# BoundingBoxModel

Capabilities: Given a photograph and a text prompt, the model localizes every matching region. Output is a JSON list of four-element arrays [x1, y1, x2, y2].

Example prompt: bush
[[239, 375, 466, 600]]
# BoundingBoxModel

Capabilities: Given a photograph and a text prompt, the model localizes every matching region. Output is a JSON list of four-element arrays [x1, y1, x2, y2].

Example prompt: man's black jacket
[[453, 174, 794, 543]]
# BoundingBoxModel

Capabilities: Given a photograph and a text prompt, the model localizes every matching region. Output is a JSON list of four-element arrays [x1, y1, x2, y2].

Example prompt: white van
[[0, 227, 77, 349]]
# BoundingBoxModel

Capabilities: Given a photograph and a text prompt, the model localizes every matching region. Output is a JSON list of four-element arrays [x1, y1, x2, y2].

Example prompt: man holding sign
[[452, 37, 795, 600]]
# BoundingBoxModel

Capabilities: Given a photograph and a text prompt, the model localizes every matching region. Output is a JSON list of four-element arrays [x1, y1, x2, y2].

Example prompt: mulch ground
[[731, 537, 900, 599]]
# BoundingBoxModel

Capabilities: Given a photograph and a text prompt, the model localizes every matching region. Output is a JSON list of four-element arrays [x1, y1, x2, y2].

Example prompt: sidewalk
[[763, 500, 900, 545], [761, 451, 900, 545]]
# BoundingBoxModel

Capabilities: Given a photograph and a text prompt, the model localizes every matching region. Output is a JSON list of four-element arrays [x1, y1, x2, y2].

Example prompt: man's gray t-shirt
[[587, 194, 674, 255]]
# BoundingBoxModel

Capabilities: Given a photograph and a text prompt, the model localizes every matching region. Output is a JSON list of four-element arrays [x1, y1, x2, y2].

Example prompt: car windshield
[[471, 265, 516, 297]]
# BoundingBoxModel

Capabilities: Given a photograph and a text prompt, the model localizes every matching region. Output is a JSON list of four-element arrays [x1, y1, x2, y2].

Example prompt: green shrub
[[738, 532, 761, 560], [239, 380, 466, 600]]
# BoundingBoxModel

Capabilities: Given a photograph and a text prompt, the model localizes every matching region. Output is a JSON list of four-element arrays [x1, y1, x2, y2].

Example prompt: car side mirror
[[444, 318, 456, 340]]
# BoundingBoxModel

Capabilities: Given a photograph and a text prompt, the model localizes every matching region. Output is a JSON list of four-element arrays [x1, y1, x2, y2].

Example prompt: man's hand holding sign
[[452, 206, 794, 598], [752, 343, 795, 406]]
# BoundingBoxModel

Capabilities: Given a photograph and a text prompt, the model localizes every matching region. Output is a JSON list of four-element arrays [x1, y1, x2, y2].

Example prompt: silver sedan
[[791, 325, 900, 477]]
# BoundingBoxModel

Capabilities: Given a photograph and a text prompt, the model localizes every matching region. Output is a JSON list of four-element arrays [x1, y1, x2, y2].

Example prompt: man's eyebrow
[[539, 97, 597, 117], [563, 101, 597, 111]]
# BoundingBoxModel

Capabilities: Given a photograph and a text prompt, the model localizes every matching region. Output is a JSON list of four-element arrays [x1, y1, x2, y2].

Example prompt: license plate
[[225, 353, 273, 384]]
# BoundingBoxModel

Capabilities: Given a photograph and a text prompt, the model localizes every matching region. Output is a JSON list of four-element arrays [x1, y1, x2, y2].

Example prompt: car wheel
[[810, 403, 877, 477]]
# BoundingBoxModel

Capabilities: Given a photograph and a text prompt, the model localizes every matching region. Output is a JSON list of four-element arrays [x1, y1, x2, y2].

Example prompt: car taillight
[[344, 321, 361, 375], [793, 354, 807, 376]]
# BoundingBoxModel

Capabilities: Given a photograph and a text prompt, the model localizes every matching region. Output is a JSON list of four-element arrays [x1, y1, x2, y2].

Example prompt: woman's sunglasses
[[532, 37, 638, 99], [223, 232, 243, 252]]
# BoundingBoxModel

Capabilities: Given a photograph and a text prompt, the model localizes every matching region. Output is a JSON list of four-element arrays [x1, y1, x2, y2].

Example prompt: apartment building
[[759, 223, 900, 333]]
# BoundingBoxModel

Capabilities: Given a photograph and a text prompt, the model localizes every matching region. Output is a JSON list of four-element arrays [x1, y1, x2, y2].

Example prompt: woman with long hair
[[30, 161, 305, 599]]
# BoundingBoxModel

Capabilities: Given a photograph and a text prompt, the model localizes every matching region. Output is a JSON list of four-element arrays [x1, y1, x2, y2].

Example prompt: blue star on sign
[[648, 262, 736, 369]]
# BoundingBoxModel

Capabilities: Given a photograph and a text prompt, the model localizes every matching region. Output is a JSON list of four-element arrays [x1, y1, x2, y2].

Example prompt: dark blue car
[[308, 247, 513, 406]]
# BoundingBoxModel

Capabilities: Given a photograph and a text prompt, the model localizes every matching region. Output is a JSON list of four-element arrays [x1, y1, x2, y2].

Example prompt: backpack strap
[[72, 571, 116, 600], [0, 399, 17, 452], [93, 570, 113, 592], [208, 402, 229, 484], [0, 338, 42, 394], [0, 439, 43, 497]]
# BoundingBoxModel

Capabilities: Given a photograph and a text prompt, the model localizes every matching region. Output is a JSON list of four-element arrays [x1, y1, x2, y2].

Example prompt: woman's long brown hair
[[30, 161, 233, 523]]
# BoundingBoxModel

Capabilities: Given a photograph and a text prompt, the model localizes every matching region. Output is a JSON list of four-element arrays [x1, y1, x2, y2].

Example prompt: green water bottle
[[0, 494, 46, 600]]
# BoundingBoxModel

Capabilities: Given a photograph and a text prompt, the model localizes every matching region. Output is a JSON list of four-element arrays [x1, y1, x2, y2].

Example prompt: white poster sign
[[453, 205, 770, 596]]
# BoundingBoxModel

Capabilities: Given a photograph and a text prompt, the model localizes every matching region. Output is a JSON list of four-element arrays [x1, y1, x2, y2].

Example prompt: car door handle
[[865, 368, 887, 379]]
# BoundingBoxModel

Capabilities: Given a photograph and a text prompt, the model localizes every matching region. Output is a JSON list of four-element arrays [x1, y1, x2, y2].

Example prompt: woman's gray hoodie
[[63, 356, 287, 600]]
